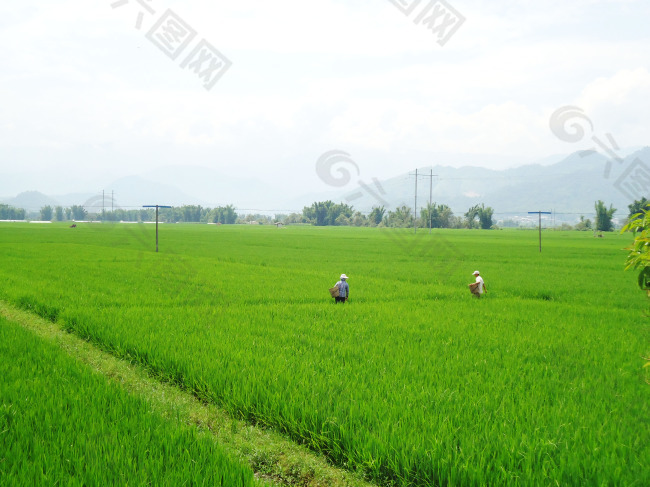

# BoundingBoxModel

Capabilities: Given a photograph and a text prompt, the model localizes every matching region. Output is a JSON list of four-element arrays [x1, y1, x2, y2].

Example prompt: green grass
[[0, 222, 648, 486], [0, 314, 261, 486]]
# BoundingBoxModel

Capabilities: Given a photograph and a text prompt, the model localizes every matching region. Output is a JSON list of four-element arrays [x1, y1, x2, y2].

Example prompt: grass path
[[0, 300, 376, 487]]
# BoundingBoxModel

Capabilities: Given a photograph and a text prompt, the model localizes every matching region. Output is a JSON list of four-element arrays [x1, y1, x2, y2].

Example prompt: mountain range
[[2, 148, 648, 223], [318, 149, 650, 220]]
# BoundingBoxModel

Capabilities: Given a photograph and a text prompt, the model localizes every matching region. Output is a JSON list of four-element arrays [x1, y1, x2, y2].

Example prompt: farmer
[[335, 274, 350, 303], [471, 270, 487, 298]]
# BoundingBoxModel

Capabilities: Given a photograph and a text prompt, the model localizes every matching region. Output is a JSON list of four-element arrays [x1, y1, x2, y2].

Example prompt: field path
[[0, 301, 376, 487]]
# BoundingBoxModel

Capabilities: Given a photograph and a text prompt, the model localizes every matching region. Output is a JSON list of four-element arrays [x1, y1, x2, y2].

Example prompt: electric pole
[[143, 205, 172, 252], [414, 168, 418, 234], [410, 169, 438, 234], [528, 211, 552, 252]]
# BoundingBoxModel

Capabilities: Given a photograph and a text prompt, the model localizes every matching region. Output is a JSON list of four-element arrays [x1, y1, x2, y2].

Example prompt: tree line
[[23, 204, 240, 224], [2, 197, 646, 230], [280, 198, 645, 231], [284, 201, 497, 229], [564, 199, 645, 233], [0, 204, 26, 220]]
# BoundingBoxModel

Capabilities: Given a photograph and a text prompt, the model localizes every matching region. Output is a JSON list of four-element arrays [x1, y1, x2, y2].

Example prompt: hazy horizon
[[2, 1, 649, 205]]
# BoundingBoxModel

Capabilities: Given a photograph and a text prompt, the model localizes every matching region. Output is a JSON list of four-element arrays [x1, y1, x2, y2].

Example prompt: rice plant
[[0, 315, 261, 486], [0, 223, 647, 486]]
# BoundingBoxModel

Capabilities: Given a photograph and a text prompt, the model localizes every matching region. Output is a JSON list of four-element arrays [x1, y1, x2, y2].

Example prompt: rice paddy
[[0, 313, 261, 486], [0, 222, 647, 486]]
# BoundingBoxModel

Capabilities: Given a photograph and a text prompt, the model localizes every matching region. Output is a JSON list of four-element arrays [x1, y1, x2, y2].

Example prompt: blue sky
[[1, 0, 649, 200]]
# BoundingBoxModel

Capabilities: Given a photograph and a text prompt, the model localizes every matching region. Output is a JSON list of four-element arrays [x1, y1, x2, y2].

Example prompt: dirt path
[[0, 301, 376, 487]]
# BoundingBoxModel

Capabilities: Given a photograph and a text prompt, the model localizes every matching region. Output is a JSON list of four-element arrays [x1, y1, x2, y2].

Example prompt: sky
[[1, 0, 649, 204]]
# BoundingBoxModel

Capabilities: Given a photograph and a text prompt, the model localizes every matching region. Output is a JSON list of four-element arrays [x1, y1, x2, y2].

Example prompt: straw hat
[[340, 274, 349, 279], [473, 270, 480, 275]]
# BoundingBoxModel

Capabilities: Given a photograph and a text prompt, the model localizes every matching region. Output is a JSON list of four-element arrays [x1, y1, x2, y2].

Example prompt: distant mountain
[[3, 148, 648, 221], [102, 175, 205, 209], [1, 191, 61, 212], [1, 177, 205, 212], [290, 148, 650, 222], [140, 165, 297, 210]]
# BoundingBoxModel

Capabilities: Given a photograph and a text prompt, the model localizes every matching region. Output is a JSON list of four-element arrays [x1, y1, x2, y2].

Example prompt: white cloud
[[1, 0, 649, 199]]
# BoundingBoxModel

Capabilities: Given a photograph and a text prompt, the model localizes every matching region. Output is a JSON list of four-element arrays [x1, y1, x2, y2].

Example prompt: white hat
[[473, 270, 480, 275], [340, 274, 348, 279]]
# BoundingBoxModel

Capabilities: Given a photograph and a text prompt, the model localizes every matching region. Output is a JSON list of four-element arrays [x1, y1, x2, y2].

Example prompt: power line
[[409, 169, 438, 234]]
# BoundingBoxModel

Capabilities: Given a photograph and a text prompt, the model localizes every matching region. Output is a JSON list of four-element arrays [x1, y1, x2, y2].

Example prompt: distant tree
[[627, 198, 649, 231], [241, 213, 272, 224], [40, 205, 53, 221], [105, 208, 153, 222], [70, 205, 87, 221], [465, 205, 480, 228], [351, 211, 367, 227], [303, 201, 353, 226], [335, 214, 350, 226], [159, 207, 177, 222], [420, 203, 454, 229], [465, 204, 494, 229], [274, 214, 288, 223], [574, 215, 592, 231], [156, 205, 206, 223], [477, 204, 494, 229], [284, 213, 305, 224], [180, 205, 203, 222], [332, 203, 353, 226], [386, 205, 413, 228], [208, 205, 237, 224], [368, 206, 386, 226], [303, 201, 328, 226], [450, 215, 465, 229], [64, 207, 72, 220], [0, 204, 26, 220], [594, 200, 617, 232], [54, 206, 64, 221], [140, 209, 155, 222]]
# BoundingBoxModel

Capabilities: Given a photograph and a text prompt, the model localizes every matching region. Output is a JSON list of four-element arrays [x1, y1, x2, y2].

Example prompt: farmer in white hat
[[335, 274, 350, 303], [470, 270, 487, 298]]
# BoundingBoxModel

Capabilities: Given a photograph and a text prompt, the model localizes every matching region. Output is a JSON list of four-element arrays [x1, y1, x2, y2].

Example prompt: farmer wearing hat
[[470, 270, 487, 298], [335, 274, 350, 303]]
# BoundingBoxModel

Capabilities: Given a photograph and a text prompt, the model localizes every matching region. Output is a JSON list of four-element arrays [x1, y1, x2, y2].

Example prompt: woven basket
[[329, 286, 340, 298]]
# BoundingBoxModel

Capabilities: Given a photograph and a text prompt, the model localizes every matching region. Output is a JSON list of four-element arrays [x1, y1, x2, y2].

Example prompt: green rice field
[[0, 222, 648, 486], [0, 313, 261, 486]]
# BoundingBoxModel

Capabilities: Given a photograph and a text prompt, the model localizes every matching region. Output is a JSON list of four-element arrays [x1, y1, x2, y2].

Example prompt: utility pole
[[111, 190, 114, 213], [143, 205, 172, 252], [429, 169, 433, 233], [410, 169, 438, 234], [102, 190, 105, 219], [419, 170, 437, 233], [528, 211, 552, 252], [414, 168, 418, 234]]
